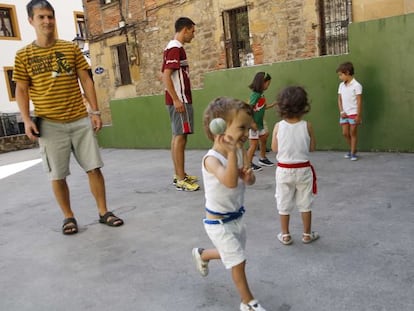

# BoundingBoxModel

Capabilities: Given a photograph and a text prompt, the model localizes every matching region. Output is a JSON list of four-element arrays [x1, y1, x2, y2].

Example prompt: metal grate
[[319, 0, 350, 55], [222, 6, 252, 68], [0, 114, 23, 137]]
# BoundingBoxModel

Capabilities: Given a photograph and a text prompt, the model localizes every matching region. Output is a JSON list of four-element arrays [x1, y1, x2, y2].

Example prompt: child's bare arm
[[266, 102, 276, 109], [307, 121, 316, 152], [338, 94, 346, 117], [205, 135, 239, 188], [240, 147, 255, 185], [204, 153, 238, 188], [271, 122, 279, 152], [356, 94, 362, 124]]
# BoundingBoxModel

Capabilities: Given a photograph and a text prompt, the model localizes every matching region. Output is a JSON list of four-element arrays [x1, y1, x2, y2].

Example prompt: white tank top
[[276, 120, 310, 163], [202, 148, 245, 214]]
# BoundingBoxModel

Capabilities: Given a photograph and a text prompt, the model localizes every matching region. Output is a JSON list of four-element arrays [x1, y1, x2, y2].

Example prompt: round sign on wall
[[94, 67, 104, 74]]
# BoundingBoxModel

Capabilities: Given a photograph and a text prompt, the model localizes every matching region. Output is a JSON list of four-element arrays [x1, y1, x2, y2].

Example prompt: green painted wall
[[98, 14, 414, 152]]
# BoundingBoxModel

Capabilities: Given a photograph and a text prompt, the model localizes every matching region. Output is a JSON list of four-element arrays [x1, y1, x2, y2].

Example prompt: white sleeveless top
[[202, 148, 245, 214], [276, 120, 310, 163]]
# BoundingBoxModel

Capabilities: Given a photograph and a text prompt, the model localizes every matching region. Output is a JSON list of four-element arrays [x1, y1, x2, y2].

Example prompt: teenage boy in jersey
[[162, 17, 200, 192]]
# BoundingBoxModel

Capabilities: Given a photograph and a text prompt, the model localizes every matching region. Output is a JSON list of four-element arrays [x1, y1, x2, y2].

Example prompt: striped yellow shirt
[[13, 40, 90, 122]]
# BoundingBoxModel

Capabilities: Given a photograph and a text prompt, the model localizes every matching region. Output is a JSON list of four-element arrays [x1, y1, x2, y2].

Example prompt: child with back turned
[[192, 97, 267, 311], [271, 86, 319, 245], [336, 61, 363, 161]]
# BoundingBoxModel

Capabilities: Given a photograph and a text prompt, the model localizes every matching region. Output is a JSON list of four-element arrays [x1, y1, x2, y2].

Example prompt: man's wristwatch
[[89, 110, 101, 116]]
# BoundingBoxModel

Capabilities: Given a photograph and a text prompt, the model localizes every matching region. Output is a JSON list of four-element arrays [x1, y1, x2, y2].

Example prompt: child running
[[192, 97, 267, 311], [271, 86, 319, 245], [336, 61, 363, 161], [246, 72, 275, 171]]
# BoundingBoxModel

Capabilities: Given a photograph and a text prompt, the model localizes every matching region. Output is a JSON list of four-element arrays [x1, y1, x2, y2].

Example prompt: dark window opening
[[75, 13, 86, 39], [0, 114, 23, 137], [112, 43, 131, 86], [222, 6, 252, 68], [0, 8, 14, 37], [4, 67, 16, 100]]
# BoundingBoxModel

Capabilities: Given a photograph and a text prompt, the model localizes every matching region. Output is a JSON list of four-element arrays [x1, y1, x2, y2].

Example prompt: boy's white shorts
[[275, 167, 314, 215], [204, 217, 246, 269]]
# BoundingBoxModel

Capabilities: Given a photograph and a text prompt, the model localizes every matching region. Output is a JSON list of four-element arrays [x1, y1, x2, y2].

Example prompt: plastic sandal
[[302, 231, 319, 244], [277, 232, 293, 245]]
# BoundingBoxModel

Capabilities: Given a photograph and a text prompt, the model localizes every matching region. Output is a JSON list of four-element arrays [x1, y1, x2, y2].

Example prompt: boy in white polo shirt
[[336, 62, 363, 161]]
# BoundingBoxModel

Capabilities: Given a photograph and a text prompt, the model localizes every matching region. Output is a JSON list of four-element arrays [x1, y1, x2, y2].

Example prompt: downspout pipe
[[348, 0, 353, 23]]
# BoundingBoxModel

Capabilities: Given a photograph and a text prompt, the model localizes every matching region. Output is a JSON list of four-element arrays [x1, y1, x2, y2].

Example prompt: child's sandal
[[277, 232, 293, 245], [302, 231, 319, 244]]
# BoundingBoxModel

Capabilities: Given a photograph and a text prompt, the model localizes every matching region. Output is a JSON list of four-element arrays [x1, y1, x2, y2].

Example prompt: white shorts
[[204, 217, 246, 269], [249, 128, 268, 139], [275, 167, 314, 215]]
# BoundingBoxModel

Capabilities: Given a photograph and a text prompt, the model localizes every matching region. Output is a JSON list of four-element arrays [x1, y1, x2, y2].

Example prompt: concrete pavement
[[1, 148, 413, 311]]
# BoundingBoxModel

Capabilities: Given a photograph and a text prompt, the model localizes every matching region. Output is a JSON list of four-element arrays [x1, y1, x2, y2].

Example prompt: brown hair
[[203, 97, 253, 141], [336, 61, 355, 75], [27, 0, 54, 18], [175, 17, 196, 32], [248, 72, 272, 93], [276, 86, 310, 119]]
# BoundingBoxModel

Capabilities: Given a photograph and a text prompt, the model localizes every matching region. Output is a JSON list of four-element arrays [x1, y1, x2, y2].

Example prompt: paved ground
[[1, 148, 413, 311]]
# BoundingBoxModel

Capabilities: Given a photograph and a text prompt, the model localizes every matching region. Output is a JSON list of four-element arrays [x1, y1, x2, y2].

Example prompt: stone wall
[[96, 13, 414, 152], [87, 0, 319, 94], [84, 0, 319, 123], [0, 135, 38, 154], [353, 0, 414, 21], [83, 0, 414, 125]]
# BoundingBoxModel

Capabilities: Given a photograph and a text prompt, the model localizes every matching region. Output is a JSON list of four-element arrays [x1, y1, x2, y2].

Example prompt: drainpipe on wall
[[82, 0, 89, 39], [348, 0, 353, 23], [125, 0, 129, 20]]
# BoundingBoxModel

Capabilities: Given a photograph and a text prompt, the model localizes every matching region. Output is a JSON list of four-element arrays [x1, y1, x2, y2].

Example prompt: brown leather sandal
[[99, 211, 124, 227], [62, 218, 78, 235]]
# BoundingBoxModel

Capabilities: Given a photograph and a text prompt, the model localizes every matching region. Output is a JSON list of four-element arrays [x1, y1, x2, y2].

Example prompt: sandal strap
[[100, 211, 115, 222], [302, 231, 319, 243], [63, 217, 77, 226], [100, 211, 123, 225], [62, 217, 78, 235]]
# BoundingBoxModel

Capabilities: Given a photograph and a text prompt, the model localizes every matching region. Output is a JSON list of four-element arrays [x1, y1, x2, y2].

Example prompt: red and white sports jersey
[[162, 39, 192, 105]]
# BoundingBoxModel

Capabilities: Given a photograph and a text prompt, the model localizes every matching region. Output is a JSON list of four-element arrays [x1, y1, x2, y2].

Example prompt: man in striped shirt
[[13, 0, 123, 235]]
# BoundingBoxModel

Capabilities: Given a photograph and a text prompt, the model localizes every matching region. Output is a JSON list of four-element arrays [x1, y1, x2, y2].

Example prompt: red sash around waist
[[277, 161, 317, 194]]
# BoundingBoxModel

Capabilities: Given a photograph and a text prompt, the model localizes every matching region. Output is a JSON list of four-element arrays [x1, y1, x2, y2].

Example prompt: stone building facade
[[82, 0, 414, 124]]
